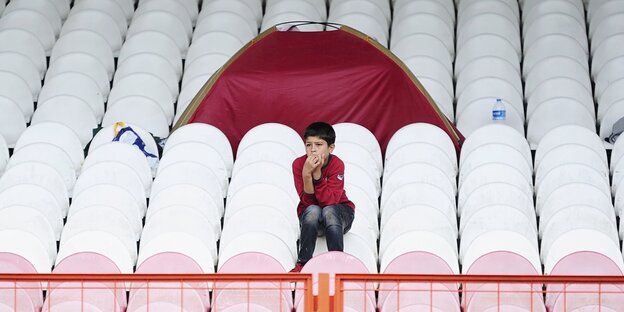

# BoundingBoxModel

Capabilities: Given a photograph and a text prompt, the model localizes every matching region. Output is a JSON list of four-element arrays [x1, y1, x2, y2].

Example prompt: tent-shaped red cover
[[175, 26, 463, 155]]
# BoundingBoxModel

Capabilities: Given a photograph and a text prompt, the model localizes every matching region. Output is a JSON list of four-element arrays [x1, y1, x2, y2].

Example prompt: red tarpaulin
[[174, 26, 463, 155]]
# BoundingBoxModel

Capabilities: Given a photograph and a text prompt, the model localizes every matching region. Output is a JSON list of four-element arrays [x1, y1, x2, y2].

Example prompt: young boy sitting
[[290, 122, 355, 273]]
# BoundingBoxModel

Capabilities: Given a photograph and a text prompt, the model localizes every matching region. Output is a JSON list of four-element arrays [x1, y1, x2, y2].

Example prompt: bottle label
[[492, 110, 506, 120]]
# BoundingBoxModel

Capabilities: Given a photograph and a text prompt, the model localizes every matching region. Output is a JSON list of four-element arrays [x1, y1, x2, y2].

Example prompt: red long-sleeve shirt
[[292, 154, 355, 216]]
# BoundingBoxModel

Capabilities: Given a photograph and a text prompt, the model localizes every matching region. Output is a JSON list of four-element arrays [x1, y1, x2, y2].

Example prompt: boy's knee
[[321, 205, 341, 226], [301, 205, 322, 224]]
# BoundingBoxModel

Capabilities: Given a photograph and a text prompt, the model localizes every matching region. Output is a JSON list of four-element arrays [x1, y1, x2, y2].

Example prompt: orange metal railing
[[0, 273, 315, 311], [2, 273, 624, 311], [334, 274, 624, 312]]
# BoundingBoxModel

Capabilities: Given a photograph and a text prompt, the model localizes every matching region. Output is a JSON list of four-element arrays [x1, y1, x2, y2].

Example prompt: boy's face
[[305, 136, 334, 165]]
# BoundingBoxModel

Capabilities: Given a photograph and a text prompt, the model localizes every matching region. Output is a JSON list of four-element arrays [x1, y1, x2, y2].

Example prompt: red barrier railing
[[2, 273, 624, 311], [334, 274, 624, 312], [0, 273, 315, 311]]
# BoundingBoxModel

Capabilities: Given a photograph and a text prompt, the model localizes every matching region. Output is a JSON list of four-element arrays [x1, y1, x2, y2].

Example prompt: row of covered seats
[[381, 123, 458, 275], [591, 0, 624, 141], [454, 0, 523, 136], [2, 122, 624, 251], [1, 0, 623, 148], [218, 123, 301, 273], [379, 124, 461, 311], [389, 0, 622, 150], [104, 0, 188, 139], [0, 0, 622, 311], [522, 0, 594, 148], [390, 0, 455, 120], [328, 0, 390, 47], [262, 0, 326, 32], [459, 125, 543, 311], [126, 123, 231, 311], [375, 122, 624, 311], [458, 125, 538, 273], [0, 0, 68, 148], [3, 120, 624, 310], [32, 0, 135, 148]]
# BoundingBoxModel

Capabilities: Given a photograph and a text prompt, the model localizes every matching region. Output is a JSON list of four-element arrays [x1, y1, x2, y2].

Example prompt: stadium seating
[[262, 0, 326, 31], [101, 96, 170, 138], [45, 253, 127, 311], [141, 205, 219, 258], [63, 9, 123, 54], [219, 124, 301, 274], [7, 143, 76, 192], [379, 251, 460, 311], [70, 184, 142, 236], [295, 252, 375, 311], [108, 74, 174, 125], [329, 0, 389, 47], [2, 0, 624, 310], [115, 55, 178, 103], [39, 74, 104, 123], [164, 123, 233, 175], [0, 8, 57, 56], [455, 0, 522, 136], [0, 252, 43, 311], [390, 1, 454, 119], [0, 52, 41, 101], [524, 0, 596, 148], [127, 11, 190, 57], [0, 96, 27, 148], [193, 10, 257, 47], [133, 251, 209, 308], [457, 124, 542, 286], [463, 251, 545, 312], [0, 28, 46, 81], [546, 251, 624, 311], [31, 95, 99, 148]]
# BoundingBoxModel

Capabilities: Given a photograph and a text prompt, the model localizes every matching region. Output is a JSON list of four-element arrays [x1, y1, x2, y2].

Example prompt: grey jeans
[[296, 204, 354, 265]]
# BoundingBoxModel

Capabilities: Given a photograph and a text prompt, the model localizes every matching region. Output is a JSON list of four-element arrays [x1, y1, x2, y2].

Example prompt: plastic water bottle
[[492, 98, 506, 122]]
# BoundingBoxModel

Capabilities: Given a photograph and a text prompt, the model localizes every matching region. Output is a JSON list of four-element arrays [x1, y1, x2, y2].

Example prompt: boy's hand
[[312, 154, 323, 180], [303, 154, 321, 177]]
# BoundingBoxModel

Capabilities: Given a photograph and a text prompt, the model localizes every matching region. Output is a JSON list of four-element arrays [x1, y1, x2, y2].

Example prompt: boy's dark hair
[[304, 122, 336, 145]]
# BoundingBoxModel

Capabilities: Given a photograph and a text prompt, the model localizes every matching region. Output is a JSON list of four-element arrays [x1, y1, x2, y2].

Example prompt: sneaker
[[289, 263, 304, 273]]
